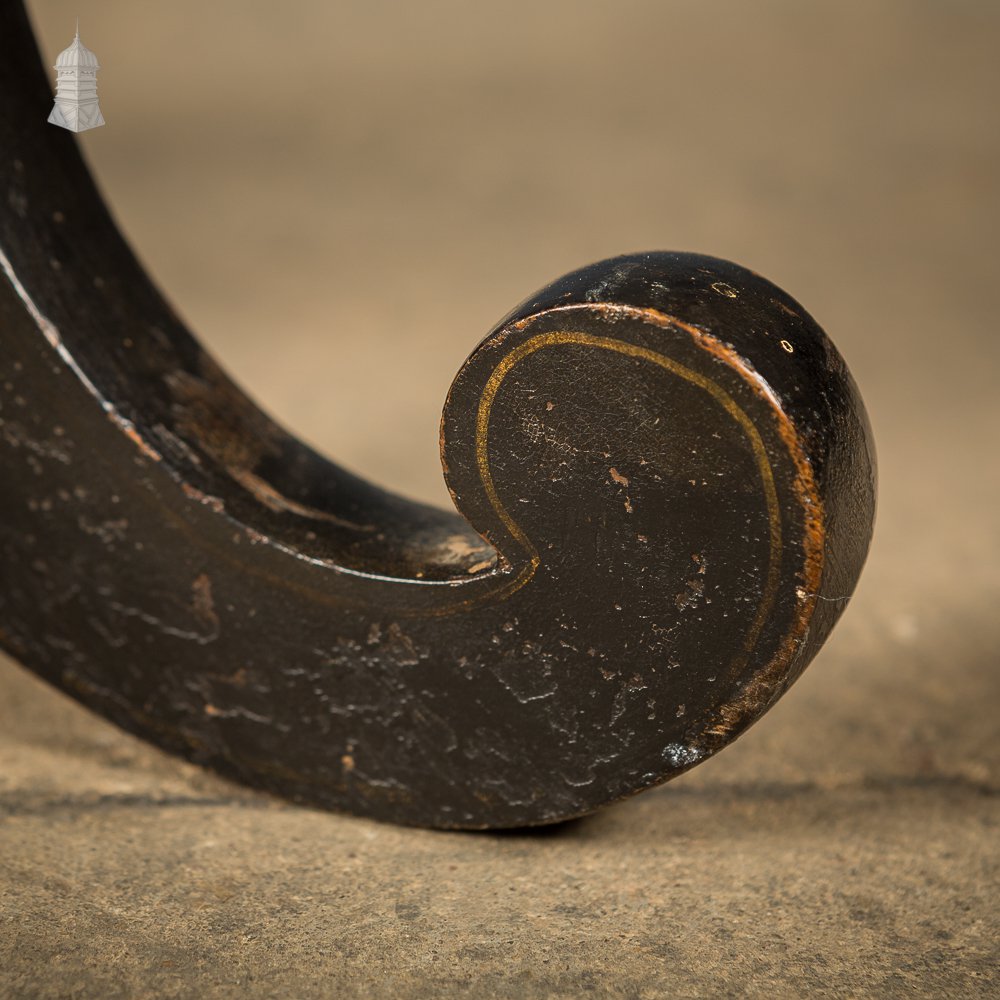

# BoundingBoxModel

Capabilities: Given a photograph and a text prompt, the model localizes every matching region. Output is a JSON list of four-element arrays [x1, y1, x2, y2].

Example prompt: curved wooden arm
[[0, 2, 875, 828]]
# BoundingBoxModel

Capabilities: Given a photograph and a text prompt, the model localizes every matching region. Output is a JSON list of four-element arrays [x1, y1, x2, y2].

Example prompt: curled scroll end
[[437, 253, 875, 811]]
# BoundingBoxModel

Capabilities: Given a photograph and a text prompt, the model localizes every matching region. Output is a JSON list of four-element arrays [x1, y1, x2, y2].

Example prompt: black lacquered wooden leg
[[0, 1, 875, 828]]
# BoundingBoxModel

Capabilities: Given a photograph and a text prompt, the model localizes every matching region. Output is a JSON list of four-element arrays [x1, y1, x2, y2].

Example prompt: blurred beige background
[[2, 1, 998, 997]]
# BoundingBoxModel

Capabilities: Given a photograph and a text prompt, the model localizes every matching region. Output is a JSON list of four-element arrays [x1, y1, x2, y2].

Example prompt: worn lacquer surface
[[0, 1, 875, 827]]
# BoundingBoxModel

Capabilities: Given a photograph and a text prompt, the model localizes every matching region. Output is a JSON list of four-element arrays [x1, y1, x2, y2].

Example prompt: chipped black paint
[[0, 2, 875, 828]]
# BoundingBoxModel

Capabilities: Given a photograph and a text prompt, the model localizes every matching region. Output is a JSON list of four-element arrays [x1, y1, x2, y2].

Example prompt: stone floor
[[2, 1, 998, 996]]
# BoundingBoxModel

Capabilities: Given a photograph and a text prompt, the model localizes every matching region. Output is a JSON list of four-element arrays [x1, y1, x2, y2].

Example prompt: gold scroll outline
[[475, 330, 783, 670]]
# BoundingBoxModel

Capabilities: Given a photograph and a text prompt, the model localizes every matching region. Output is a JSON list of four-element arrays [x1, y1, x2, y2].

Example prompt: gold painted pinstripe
[[475, 331, 783, 668]]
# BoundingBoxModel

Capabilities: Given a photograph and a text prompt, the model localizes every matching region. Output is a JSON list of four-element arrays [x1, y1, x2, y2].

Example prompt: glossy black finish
[[0, 2, 875, 828]]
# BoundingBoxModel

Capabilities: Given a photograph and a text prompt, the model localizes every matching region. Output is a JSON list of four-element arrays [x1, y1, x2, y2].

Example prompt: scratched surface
[[2, 0, 999, 996], [0, 4, 876, 827]]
